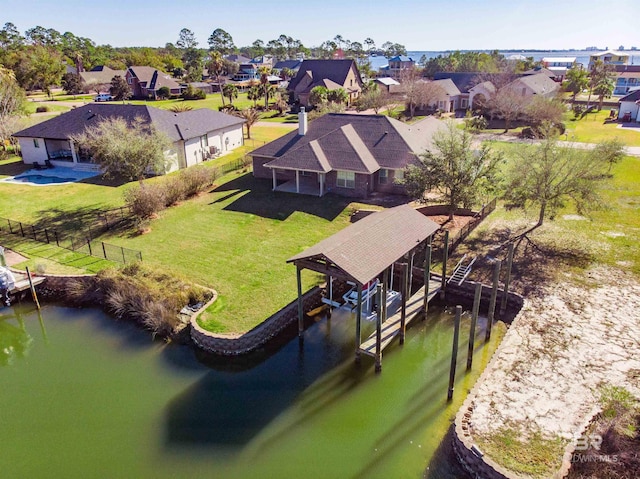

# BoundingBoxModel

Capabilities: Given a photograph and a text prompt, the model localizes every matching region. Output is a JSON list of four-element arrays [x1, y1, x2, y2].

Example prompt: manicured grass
[[565, 109, 640, 146], [127, 92, 257, 112], [24, 102, 72, 114], [0, 233, 116, 274]]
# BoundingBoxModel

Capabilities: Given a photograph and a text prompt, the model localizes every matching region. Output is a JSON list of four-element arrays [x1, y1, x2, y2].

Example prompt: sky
[[4, 0, 639, 51]]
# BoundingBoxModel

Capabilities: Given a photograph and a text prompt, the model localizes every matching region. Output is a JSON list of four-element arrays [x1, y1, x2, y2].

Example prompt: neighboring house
[[374, 77, 400, 93], [125, 66, 183, 99], [468, 81, 496, 109], [589, 50, 630, 68], [274, 60, 302, 73], [13, 104, 245, 173], [618, 90, 640, 122], [288, 59, 363, 106], [380, 56, 415, 79], [524, 66, 563, 82], [226, 54, 252, 64], [433, 72, 482, 109], [430, 78, 463, 112], [614, 65, 640, 95], [79, 66, 126, 91], [469, 73, 559, 109], [183, 82, 214, 94], [541, 57, 576, 81], [233, 62, 259, 81], [250, 55, 273, 67], [251, 110, 446, 198]]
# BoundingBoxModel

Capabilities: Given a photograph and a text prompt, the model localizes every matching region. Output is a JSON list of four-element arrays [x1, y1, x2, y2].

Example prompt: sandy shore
[[467, 266, 640, 467]]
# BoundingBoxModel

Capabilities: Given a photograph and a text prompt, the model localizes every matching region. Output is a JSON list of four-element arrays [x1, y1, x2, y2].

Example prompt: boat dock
[[358, 278, 442, 357]]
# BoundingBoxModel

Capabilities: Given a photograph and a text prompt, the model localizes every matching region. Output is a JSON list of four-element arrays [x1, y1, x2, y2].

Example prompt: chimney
[[298, 107, 308, 136]]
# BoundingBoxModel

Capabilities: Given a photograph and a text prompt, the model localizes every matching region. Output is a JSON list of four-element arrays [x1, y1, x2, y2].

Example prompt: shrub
[[572, 104, 585, 119], [218, 104, 237, 113], [463, 113, 488, 133], [156, 86, 171, 100], [35, 106, 49, 113], [163, 176, 187, 207], [179, 165, 216, 197], [66, 263, 212, 338], [124, 183, 166, 220], [168, 104, 193, 113], [181, 84, 206, 100]]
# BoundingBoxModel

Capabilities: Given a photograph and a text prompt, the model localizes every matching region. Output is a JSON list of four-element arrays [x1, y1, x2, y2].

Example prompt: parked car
[[94, 94, 113, 102]]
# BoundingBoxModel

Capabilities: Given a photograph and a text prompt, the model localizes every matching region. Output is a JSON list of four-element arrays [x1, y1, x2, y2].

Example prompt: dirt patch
[[469, 266, 640, 476]]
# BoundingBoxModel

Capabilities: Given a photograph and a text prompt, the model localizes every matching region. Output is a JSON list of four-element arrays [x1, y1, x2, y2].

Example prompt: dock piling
[[467, 283, 482, 371], [486, 259, 501, 342], [423, 245, 431, 319], [448, 305, 462, 401], [25, 266, 41, 310], [440, 231, 449, 300], [500, 243, 515, 316], [375, 283, 383, 373], [400, 265, 408, 344]]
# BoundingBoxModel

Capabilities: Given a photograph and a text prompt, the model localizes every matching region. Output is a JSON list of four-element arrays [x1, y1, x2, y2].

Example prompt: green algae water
[[0, 303, 505, 479]]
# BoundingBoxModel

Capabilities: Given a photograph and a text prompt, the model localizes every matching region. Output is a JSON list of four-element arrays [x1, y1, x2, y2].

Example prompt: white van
[[94, 93, 113, 102]]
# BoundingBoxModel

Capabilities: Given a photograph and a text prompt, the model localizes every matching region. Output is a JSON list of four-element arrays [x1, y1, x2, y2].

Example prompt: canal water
[[0, 303, 505, 478]]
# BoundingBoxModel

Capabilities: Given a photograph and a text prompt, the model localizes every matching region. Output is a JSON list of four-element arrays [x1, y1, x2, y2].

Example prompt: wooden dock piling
[[423, 245, 431, 319], [25, 266, 41, 310], [448, 305, 462, 401], [467, 283, 482, 371], [486, 259, 501, 342], [375, 283, 383, 373], [500, 243, 515, 316], [400, 265, 408, 344]]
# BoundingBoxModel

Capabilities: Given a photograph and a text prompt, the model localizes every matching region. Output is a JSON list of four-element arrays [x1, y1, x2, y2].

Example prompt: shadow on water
[[164, 313, 359, 448], [424, 425, 471, 479], [209, 173, 351, 221]]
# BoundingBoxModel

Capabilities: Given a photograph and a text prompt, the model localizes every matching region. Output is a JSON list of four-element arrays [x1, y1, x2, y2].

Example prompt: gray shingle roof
[[432, 78, 462, 96], [128, 66, 181, 91], [251, 113, 446, 173], [14, 104, 244, 142], [433, 72, 481, 93], [79, 66, 126, 85], [515, 73, 559, 95], [288, 59, 361, 92], [619, 89, 640, 102], [288, 204, 440, 284]]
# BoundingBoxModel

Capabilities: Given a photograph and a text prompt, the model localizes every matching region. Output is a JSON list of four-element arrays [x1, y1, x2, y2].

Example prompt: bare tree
[[0, 67, 25, 151]]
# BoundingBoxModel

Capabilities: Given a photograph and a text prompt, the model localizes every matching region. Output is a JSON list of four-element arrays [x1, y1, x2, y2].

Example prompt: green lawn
[[565, 109, 640, 146], [0, 125, 364, 333], [24, 102, 72, 114], [128, 91, 256, 112]]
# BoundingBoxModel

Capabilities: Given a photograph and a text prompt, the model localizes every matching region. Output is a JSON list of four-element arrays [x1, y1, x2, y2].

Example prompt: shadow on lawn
[[0, 157, 31, 177], [30, 205, 134, 238], [210, 173, 351, 221], [457, 225, 594, 298]]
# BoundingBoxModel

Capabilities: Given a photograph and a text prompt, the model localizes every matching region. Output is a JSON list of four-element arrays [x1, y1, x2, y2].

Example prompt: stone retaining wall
[[191, 286, 326, 355]]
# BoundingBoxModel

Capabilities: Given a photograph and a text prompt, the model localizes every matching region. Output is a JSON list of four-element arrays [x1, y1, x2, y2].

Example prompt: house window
[[379, 169, 388, 184], [438, 101, 445, 109], [461, 98, 468, 108], [336, 170, 355, 189], [350, 79, 353, 86], [201, 135, 208, 148], [394, 169, 404, 182], [300, 170, 311, 177], [522, 87, 527, 96], [33, 139, 40, 148], [127, 77, 132, 84]]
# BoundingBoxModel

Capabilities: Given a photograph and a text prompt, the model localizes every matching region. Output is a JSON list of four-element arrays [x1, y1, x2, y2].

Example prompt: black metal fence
[[0, 216, 142, 264]]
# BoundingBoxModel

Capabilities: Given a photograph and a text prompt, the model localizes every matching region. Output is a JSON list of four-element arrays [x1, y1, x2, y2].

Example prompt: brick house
[[288, 59, 363, 106], [125, 66, 183, 99], [251, 110, 446, 198]]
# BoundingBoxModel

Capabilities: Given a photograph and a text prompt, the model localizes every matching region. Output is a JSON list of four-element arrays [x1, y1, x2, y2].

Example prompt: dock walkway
[[359, 278, 441, 357]]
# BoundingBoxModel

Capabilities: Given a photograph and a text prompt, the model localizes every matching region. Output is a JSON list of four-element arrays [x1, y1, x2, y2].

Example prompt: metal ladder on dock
[[448, 254, 476, 285]]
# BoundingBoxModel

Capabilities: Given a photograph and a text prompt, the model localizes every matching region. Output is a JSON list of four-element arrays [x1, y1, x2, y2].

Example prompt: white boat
[[343, 278, 379, 308]]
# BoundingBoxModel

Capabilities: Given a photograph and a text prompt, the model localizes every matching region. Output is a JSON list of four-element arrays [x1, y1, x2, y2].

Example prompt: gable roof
[[226, 54, 252, 64], [274, 60, 302, 70], [523, 66, 557, 77], [14, 104, 244, 142], [513, 73, 559, 95], [619, 89, 640, 103], [433, 72, 481, 93], [388, 55, 414, 63], [288, 59, 361, 92], [251, 113, 446, 173], [127, 66, 181, 91], [288, 204, 440, 285], [432, 78, 461, 96], [79, 66, 126, 85]]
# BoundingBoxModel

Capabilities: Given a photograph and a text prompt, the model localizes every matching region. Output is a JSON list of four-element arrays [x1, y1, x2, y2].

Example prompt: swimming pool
[[2, 168, 99, 185]]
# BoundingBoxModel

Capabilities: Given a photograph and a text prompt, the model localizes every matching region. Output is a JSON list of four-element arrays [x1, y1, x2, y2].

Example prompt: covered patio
[[288, 205, 443, 371], [271, 168, 327, 197]]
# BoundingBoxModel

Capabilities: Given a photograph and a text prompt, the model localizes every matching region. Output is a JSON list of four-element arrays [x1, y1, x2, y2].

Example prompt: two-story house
[[125, 66, 183, 99], [288, 59, 363, 106]]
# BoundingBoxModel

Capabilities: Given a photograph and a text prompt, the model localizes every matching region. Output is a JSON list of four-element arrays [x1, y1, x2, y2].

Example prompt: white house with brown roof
[[125, 66, 183, 99], [288, 59, 363, 106], [14, 104, 244, 173], [469, 73, 559, 109], [251, 110, 446, 198]]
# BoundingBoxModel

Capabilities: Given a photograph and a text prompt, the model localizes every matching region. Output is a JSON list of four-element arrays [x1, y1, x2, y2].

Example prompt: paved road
[[475, 133, 640, 157]]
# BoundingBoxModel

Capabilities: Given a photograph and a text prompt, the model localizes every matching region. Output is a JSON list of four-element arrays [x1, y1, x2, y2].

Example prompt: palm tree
[[274, 92, 289, 116], [247, 85, 261, 108], [327, 88, 349, 105], [281, 67, 295, 80], [259, 66, 272, 109], [309, 86, 328, 107], [222, 83, 238, 105], [236, 108, 260, 139], [207, 51, 226, 106], [594, 76, 615, 111]]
